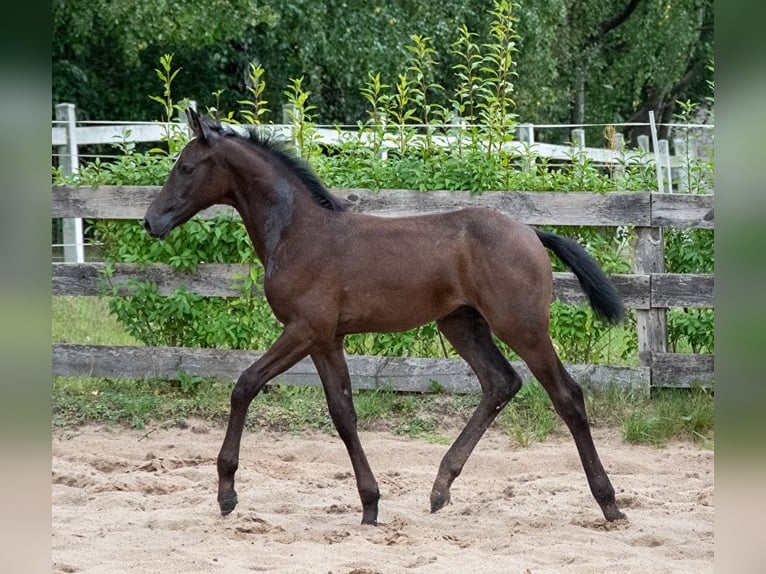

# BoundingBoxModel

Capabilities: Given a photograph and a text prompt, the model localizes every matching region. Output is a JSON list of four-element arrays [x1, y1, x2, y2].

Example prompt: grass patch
[[52, 298, 713, 448], [498, 382, 560, 447], [354, 387, 416, 422], [249, 385, 331, 433], [53, 296, 141, 346], [53, 376, 233, 429], [621, 386, 714, 448], [52, 376, 714, 448]]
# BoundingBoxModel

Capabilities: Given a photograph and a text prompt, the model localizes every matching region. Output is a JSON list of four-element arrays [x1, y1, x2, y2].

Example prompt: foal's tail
[[535, 229, 626, 325]]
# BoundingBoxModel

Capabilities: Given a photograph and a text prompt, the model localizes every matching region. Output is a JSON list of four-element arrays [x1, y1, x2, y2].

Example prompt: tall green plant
[[661, 79, 714, 355], [284, 76, 320, 161], [239, 62, 270, 125], [405, 34, 445, 162], [148, 53, 187, 156], [359, 72, 390, 157], [450, 24, 484, 152], [389, 73, 418, 156], [477, 0, 519, 156]]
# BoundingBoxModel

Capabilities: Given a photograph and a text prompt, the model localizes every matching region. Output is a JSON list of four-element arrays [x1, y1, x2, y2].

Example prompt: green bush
[[665, 227, 715, 353], [56, 12, 713, 364]]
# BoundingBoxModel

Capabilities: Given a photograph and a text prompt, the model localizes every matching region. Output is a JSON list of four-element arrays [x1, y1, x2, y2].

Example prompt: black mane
[[202, 117, 346, 212]]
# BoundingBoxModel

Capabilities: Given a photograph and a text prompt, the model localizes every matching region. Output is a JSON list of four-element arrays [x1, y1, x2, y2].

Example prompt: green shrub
[[55, 12, 713, 365]]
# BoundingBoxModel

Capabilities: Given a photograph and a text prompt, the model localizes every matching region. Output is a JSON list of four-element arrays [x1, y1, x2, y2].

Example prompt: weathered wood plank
[[52, 186, 714, 229], [52, 186, 650, 226], [53, 263, 653, 308], [51, 185, 236, 220], [52, 262, 252, 297], [652, 274, 714, 308], [53, 185, 153, 219], [552, 272, 649, 309], [651, 193, 714, 229], [51, 343, 650, 393], [651, 353, 714, 387], [337, 189, 651, 226]]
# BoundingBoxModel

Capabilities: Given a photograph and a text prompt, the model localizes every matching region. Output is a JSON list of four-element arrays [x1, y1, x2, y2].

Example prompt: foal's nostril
[[143, 218, 152, 234]]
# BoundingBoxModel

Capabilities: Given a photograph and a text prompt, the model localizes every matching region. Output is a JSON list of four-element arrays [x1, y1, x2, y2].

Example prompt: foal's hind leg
[[512, 335, 625, 521], [311, 338, 380, 525], [430, 307, 522, 513]]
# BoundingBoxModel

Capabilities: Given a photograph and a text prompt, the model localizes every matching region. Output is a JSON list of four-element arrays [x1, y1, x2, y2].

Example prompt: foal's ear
[[185, 107, 219, 143], [186, 108, 202, 139]]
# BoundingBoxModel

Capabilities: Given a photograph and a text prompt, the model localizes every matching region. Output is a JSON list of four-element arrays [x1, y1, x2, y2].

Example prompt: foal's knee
[[231, 366, 262, 406]]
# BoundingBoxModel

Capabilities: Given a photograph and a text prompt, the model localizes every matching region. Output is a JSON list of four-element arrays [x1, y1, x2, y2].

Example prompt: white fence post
[[569, 128, 585, 166], [673, 136, 697, 193], [517, 123, 534, 145], [636, 134, 650, 153], [658, 139, 672, 193], [517, 123, 535, 173], [648, 111, 665, 194], [55, 103, 84, 263], [611, 132, 626, 184], [282, 103, 298, 151]]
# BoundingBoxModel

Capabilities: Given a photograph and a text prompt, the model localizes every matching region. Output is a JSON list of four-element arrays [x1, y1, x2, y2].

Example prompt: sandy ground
[[52, 422, 713, 574]]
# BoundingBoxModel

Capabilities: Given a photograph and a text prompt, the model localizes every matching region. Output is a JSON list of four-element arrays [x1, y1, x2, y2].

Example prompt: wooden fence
[[53, 102, 711, 262], [51, 185, 714, 395]]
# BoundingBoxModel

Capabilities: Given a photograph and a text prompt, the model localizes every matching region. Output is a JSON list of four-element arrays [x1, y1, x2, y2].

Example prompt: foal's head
[[144, 108, 241, 238], [144, 108, 345, 239]]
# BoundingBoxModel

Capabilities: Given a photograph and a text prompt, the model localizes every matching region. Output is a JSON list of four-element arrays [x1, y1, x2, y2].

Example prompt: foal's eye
[[179, 163, 195, 175]]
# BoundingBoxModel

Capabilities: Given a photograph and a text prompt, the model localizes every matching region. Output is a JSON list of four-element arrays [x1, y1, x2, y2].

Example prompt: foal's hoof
[[430, 492, 451, 513], [218, 492, 238, 516], [603, 503, 627, 522]]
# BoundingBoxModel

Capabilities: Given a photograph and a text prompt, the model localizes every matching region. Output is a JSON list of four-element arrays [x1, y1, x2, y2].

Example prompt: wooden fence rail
[[53, 102, 712, 263], [51, 186, 714, 393]]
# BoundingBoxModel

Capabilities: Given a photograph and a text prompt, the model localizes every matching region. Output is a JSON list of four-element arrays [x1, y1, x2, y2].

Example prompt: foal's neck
[[224, 139, 328, 276], [233, 174, 321, 278]]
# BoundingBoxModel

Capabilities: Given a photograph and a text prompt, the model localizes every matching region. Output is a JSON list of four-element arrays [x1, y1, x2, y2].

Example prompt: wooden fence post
[[634, 226, 667, 377], [55, 103, 84, 263], [635, 112, 669, 388]]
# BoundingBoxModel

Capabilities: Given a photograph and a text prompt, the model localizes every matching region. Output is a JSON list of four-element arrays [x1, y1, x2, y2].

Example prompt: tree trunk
[[572, 69, 586, 126]]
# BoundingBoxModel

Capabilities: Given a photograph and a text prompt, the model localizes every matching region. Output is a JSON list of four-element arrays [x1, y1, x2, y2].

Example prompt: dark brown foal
[[144, 108, 627, 526]]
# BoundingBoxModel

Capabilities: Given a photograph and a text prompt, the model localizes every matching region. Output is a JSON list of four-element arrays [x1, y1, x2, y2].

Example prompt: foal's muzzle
[[143, 217, 166, 239]]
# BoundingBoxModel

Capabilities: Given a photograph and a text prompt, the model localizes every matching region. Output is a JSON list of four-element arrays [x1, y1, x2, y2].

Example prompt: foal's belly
[[336, 277, 465, 335]]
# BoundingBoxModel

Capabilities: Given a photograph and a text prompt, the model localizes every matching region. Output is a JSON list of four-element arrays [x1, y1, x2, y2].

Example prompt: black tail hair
[[535, 229, 626, 325]]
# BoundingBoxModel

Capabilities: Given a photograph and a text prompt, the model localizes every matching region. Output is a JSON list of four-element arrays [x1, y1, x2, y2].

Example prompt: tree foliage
[[512, 0, 713, 142], [52, 0, 713, 142], [52, 0, 277, 119]]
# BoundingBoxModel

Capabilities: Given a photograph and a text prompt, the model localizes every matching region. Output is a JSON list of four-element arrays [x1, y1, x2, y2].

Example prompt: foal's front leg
[[311, 339, 380, 525], [217, 327, 313, 515]]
